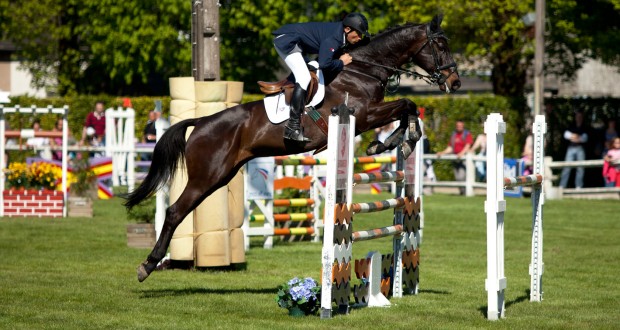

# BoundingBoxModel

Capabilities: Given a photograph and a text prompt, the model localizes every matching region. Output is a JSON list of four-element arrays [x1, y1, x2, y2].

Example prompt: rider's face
[[345, 27, 363, 44]]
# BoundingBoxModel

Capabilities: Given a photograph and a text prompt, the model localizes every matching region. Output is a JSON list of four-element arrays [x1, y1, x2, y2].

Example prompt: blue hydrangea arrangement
[[275, 277, 321, 316]]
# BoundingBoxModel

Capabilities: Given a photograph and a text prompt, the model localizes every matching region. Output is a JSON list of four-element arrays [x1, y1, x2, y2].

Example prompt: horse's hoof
[[408, 130, 421, 142], [137, 261, 150, 282], [366, 141, 386, 155]]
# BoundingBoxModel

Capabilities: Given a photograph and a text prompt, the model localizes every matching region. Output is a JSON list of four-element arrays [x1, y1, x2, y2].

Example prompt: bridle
[[346, 23, 458, 93]]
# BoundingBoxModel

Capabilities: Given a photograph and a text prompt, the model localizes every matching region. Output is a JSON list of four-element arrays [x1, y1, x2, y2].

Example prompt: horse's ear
[[431, 14, 444, 31]]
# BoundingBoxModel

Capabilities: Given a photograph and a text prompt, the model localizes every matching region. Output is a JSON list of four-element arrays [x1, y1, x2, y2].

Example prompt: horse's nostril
[[452, 80, 461, 90]]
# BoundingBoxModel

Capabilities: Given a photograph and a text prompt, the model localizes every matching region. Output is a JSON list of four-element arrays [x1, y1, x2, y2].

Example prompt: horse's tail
[[123, 118, 197, 210]]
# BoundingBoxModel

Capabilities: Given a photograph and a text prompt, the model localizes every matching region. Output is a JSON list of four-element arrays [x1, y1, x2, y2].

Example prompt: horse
[[125, 14, 460, 282]]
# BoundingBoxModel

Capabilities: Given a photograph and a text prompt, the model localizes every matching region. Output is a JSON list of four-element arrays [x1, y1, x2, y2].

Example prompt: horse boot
[[284, 83, 310, 142]]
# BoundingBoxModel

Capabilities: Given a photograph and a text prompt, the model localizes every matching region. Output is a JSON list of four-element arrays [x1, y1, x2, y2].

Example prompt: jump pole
[[485, 113, 546, 320]]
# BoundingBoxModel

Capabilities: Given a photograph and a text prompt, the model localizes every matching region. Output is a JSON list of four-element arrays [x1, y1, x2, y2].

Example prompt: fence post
[[465, 152, 475, 196]]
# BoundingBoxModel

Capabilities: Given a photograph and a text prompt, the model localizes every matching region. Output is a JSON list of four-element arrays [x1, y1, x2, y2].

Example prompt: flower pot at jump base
[[287, 307, 306, 317], [2, 189, 64, 217], [67, 197, 93, 218], [126, 223, 156, 249]]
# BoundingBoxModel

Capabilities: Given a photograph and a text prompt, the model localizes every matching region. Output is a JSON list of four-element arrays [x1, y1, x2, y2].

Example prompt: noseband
[[418, 24, 458, 87], [349, 23, 458, 92]]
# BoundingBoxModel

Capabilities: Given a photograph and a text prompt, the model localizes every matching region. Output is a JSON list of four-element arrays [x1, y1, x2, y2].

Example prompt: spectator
[[140, 110, 158, 161], [26, 119, 51, 159], [421, 123, 436, 184], [142, 111, 157, 144], [602, 137, 620, 187], [50, 118, 76, 161], [521, 119, 534, 176], [374, 122, 397, 171], [437, 120, 473, 195], [603, 118, 618, 156], [470, 126, 487, 182], [79, 101, 106, 147], [559, 110, 588, 189]]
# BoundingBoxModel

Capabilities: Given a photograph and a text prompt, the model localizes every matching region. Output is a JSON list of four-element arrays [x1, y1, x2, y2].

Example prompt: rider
[[273, 12, 370, 142]]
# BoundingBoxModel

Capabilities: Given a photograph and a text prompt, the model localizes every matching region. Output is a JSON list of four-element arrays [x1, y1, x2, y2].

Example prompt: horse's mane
[[348, 22, 426, 59]]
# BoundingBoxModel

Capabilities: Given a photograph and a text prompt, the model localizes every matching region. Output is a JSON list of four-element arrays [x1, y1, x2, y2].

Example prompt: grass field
[[0, 193, 618, 329]]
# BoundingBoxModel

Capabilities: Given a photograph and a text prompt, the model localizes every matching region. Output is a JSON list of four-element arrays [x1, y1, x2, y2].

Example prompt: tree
[[545, 0, 620, 78], [2, 0, 618, 97], [442, 0, 620, 97], [0, 0, 191, 96]]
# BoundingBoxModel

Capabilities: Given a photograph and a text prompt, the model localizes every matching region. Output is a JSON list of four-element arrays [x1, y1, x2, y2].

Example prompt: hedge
[[5, 93, 618, 184]]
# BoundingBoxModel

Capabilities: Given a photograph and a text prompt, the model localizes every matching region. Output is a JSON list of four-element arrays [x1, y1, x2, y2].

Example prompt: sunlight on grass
[[0, 195, 618, 328]]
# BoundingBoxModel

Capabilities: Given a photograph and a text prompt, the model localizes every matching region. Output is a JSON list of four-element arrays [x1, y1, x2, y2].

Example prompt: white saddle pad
[[263, 61, 325, 124]]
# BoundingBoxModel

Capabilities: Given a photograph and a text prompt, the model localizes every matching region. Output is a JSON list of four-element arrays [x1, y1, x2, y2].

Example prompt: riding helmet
[[343, 12, 370, 37]]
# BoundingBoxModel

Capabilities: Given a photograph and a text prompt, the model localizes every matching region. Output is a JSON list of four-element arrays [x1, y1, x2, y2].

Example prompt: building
[[0, 41, 48, 98]]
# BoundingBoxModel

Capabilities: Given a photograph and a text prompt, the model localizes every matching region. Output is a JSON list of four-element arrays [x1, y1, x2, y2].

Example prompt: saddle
[[257, 70, 319, 105]]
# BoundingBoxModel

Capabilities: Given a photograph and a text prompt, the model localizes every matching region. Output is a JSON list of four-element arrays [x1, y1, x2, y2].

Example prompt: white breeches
[[276, 47, 310, 91]]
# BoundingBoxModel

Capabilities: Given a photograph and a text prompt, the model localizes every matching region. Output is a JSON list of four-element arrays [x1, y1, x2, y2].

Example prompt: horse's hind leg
[[137, 182, 207, 282]]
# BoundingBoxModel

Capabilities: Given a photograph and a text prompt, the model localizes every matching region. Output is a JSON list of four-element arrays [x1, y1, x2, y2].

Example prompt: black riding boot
[[284, 83, 310, 142]]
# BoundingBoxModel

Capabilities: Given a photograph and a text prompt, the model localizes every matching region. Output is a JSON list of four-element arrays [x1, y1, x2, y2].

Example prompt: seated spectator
[[603, 137, 620, 187], [50, 117, 76, 161], [26, 119, 51, 160], [470, 130, 487, 182], [521, 123, 534, 175]]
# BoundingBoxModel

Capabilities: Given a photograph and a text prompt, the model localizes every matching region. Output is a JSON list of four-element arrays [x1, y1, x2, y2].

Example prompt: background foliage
[[1, 0, 618, 96]]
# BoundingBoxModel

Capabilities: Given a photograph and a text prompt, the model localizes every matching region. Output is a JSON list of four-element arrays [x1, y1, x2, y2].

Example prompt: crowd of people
[[422, 111, 620, 194], [4, 97, 619, 192], [5, 100, 165, 165]]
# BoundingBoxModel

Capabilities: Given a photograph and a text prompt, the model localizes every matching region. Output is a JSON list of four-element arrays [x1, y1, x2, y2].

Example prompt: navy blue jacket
[[273, 22, 345, 74]]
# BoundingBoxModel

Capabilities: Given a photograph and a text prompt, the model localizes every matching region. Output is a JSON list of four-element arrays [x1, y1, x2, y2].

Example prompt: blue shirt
[[273, 22, 345, 74]]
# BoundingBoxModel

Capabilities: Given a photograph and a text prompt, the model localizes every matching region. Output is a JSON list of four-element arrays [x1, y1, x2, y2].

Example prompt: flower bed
[[3, 189, 64, 217], [3, 161, 65, 217]]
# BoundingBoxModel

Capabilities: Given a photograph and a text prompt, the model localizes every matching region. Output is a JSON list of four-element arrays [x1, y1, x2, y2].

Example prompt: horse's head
[[346, 15, 460, 93], [410, 15, 461, 92]]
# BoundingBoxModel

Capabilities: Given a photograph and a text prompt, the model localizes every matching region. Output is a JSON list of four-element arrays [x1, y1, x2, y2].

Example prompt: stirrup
[[284, 127, 310, 142]]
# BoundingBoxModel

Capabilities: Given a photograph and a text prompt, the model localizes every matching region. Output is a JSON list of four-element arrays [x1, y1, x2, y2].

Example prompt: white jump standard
[[320, 104, 422, 319], [485, 113, 546, 321]]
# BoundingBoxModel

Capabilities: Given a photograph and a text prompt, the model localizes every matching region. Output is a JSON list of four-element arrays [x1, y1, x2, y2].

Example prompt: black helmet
[[343, 12, 369, 37]]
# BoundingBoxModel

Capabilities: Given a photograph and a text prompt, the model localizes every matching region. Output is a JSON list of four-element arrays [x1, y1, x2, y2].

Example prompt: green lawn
[[0, 194, 618, 329]]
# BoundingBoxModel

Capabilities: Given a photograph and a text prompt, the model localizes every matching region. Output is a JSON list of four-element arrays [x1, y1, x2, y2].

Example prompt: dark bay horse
[[125, 15, 460, 282]]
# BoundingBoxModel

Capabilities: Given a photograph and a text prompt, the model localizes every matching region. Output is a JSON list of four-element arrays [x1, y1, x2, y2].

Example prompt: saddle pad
[[263, 62, 325, 124]]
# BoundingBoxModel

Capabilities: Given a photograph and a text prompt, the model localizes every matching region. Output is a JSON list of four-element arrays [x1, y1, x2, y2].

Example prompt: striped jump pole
[[350, 197, 407, 213], [485, 113, 546, 321], [503, 174, 544, 188], [274, 154, 396, 166], [352, 224, 403, 242], [273, 198, 315, 207], [320, 103, 422, 319], [249, 212, 314, 222], [353, 171, 404, 184]]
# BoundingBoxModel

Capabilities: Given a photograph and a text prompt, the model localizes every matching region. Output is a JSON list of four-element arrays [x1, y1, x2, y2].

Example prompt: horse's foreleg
[[402, 110, 422, 159], [364, 99, 419, 158]]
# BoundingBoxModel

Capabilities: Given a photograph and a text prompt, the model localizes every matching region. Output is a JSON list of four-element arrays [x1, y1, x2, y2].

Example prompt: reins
[[347, 23, 458, 93]]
